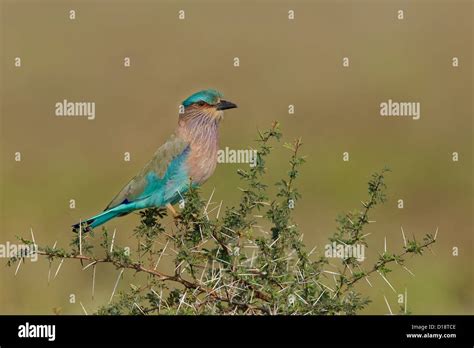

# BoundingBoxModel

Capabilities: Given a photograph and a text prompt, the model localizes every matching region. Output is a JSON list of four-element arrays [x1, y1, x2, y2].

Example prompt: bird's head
[[180, 89, 237, 122]]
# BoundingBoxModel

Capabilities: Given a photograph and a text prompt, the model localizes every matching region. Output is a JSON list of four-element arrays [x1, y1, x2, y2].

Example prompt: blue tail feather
[[72, 204, 135, 232]]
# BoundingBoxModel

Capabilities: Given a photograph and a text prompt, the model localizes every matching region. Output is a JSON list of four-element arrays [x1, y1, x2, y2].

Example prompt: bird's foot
[[166, 203, 181, 222]]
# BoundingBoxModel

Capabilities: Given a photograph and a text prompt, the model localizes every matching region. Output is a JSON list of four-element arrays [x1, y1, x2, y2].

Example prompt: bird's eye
[[196, 101, 206, 106]]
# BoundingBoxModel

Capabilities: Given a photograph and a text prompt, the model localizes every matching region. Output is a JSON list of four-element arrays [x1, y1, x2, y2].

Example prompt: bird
[[73, 89, 237, 232]]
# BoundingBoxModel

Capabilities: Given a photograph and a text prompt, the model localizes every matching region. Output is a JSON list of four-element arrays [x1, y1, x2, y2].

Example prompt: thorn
[[79, 302, 88, 315], [434, 227, 439, 240], [79, 219, 82, 256], [30, 227, 36, 245], [203, 188, 215, 220], [216, 200, 223, 220], [82, 261, 97, 271], [402, 265, 415, 277], [133, 302, 146, 315], [316, 281, 335, 293], [150, 288, 162, 312], [92, 264, 96, 300], [174, 260, 185, 271], [222, 226, 236, 235], [384, 236, 387, 253], [154, 240, 169, 270], [199, 225, 204, 242], [401, 226, 407, 247], [48, 260, 52, 284], [355, 264, 373, 287], [294, 291, 308, 305], [109, 268, 124, 303], [110, 228, 116, 252], [53, 259, 64, 279], [176, 291, 188, 314], [313, 290, 326, 306], [268, 235, 281, 248], [15, 259, 22, 276], [199, 260, 209, 284], [176, 189, 185, 202], [249, 249, 256, 268], [383, 295, 393, 315], [323, 270, 341, 276], [404, 287, 408, 314], [378, 271, 396, 293]]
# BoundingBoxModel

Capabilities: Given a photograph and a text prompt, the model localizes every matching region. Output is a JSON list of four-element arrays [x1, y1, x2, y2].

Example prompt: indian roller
[[73, 89, 237, 232]]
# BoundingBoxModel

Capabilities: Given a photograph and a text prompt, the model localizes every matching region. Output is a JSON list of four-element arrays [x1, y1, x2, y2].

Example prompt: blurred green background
[[0, 0, 472, 314]]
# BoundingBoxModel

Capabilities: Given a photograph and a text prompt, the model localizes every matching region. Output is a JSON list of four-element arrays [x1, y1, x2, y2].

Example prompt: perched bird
[[73, 89, 237, 231]]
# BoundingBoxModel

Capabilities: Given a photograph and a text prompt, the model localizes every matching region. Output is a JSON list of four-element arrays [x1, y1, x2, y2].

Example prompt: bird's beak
[[216, 100, 237, 111]]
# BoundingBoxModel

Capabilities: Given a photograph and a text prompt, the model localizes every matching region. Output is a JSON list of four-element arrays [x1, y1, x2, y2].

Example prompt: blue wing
[[73, 136, 192, 231], [105, 135, 191, 210]]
